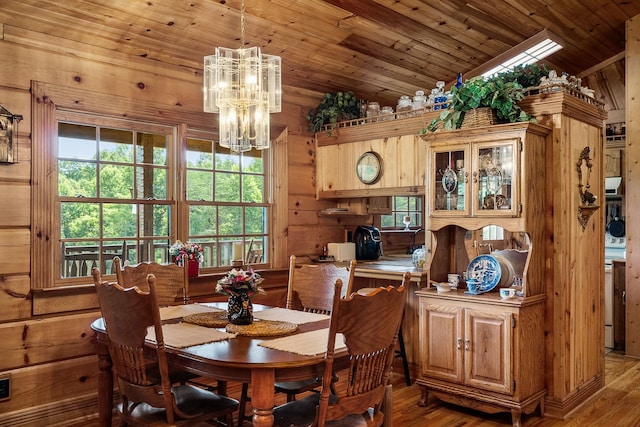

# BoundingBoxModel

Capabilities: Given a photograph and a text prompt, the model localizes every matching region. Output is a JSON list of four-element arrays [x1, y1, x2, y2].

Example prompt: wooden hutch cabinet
[[417, 122, 549, 427], [418, 91, 607, 424]]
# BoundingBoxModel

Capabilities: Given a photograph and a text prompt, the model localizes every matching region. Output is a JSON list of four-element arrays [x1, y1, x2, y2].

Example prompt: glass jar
[[397, 95, 412, 118], [366, 102, 380, 122], [380, 106, 394, 121]]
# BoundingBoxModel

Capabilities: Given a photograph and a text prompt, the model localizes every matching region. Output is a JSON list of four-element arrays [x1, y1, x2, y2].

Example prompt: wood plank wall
[[0, 28, 332, 425], [625, 16, 640, 357]]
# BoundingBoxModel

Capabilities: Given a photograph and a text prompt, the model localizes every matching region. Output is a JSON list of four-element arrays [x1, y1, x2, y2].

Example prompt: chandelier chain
[[240, 0, 245, 47]]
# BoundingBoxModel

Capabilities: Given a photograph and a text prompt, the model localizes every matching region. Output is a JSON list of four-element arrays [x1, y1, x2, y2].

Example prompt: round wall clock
[[356, 151, 383, 184]]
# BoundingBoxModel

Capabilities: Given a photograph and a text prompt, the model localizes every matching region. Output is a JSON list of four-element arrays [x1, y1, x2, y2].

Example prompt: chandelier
[[203, 0, 281, 152]]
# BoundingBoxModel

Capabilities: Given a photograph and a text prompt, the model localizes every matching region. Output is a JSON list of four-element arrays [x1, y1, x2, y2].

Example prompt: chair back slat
[[286, 255, 356, 314], [114, 256, 189, 305]]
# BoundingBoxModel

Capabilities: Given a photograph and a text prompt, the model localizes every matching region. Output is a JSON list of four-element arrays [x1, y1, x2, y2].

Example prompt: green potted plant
[[307, 91, 361, 134], [497, 63, 551, 90], [421, 74, 535, 133]]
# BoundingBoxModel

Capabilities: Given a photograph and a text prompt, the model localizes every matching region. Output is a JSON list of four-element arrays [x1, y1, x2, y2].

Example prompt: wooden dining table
[[90, 304, 340, 427]]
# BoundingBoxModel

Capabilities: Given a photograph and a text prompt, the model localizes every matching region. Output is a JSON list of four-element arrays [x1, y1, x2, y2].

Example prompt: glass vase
[[227, 290, 253, 325]]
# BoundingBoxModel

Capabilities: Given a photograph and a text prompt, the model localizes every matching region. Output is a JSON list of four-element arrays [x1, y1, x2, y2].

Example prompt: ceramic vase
[[227, 290, 253, 325]]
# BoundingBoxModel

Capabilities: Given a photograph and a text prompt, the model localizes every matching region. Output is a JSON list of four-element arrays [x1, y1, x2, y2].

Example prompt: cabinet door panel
[[429, 146, 469, 216], [472, 139, 520, 217], [464, 308, 513, 394], [420, 303, 464, 383]]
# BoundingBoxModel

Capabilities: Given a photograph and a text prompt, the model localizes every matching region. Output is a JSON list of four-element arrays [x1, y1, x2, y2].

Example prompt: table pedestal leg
[[251, 368, 275, 427]]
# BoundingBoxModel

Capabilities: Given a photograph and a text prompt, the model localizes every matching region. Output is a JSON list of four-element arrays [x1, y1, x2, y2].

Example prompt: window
[[185, 136, 268, 268], [380, 196, 423, 229], [53, 115, 268, 283], [57, 120, 174, 279], [32, 81, 281, 290]]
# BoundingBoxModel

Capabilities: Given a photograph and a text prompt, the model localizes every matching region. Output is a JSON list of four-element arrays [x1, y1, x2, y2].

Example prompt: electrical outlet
[[0, 374, 10, 401]]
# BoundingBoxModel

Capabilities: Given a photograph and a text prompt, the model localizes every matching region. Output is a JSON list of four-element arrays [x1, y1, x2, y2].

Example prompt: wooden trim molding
[[31, 82, 57, 290]]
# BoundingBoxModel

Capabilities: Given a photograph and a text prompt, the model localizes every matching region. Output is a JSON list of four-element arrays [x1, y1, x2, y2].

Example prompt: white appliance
[[605, 177, 623, 196], [327, 242, 356, 262], [604, 232, 626, 349]]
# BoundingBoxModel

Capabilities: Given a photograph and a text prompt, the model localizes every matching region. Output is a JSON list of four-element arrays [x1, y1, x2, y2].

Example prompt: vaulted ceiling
[[2, 0, 638, 111]]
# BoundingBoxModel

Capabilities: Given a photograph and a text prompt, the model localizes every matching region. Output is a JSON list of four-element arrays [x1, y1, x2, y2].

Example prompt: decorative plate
[[441, 167, 458, 193], [466, 255, 502, 293]]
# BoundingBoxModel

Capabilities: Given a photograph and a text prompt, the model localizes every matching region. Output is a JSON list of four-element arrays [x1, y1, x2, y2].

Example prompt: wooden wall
[[624, 16, 640, 357], [0, 29, 332, 425]]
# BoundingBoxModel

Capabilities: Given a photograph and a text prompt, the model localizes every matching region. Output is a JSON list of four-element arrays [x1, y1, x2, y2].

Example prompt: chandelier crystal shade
[[203, 1, 281, 153]]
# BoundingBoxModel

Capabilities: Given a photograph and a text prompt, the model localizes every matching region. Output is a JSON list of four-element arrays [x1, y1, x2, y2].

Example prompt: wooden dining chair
[[114, 256, 190, 305], [91, 268, 239, 426], [113, 256, 230, 394], [357, 276, 413, 387], [272, 273, 408, 427], [237, 255, 357, 426]]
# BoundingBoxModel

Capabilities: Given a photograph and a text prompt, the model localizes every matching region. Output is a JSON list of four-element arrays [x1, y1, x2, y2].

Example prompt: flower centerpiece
[[216, 267, 266, 325], [169, 240, 204, 277]]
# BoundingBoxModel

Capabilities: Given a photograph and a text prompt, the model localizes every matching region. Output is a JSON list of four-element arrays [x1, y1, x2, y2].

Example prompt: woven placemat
[[183, 311, 229, 328], [226, 319, 298, 337]]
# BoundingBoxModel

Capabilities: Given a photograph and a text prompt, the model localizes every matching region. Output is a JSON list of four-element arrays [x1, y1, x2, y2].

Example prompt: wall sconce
[[0, 105, 23, 164]]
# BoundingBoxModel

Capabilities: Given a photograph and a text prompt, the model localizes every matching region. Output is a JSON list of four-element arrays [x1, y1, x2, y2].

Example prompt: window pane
[[246, 206, 266, 234], [137, 204, 170, 237], [58, 123, 97, 160], [243, 174, 264, 203], [215, 172, 240, 202], [100, 128, 134, 163], [61, 202, 100, 238], [242, 150, 264, 173], [381, 196, 423, 229], [102, 203, 137, 238], [186, 138, 213, 168], [136, 132, 167, 166], [58, 160, 97, 197], [187, 170, 213, 201], [216, 150, 240, 171], [100, 164, 134, 198], [136, 166, 167, 199], [218, 206, 242, 235], [190, 205, 217, 235]]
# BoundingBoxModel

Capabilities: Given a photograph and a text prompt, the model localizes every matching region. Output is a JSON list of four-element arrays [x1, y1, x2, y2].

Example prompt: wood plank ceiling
[[1, 0, 638, 111]]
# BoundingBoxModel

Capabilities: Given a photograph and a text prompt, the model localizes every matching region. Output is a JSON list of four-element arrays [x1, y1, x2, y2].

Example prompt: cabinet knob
[[464, 171, 469, 183], [464, 339, 470, 351], [472, 171, 478, 183], [457, 337, 462, 350]]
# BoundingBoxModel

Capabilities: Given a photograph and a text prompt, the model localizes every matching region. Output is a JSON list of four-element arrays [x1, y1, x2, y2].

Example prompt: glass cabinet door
[[431, 146, 469, 216], [472, 140, 519, 216]]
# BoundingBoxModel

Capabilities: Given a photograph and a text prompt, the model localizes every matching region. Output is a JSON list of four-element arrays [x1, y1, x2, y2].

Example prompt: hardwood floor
[[97, 351, 640, 427]]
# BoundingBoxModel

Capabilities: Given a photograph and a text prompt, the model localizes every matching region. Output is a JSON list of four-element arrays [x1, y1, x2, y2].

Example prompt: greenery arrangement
[[421, 65, 550, 133], [497, 63, 551, 89], [307, 91, 360, 133], [216, 267, 266, 298]]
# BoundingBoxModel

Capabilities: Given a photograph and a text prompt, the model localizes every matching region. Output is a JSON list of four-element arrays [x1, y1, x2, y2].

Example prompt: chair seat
[[118, 383, 238, 426], [272, 393, 381, 427], [274, 378, 322, 398]]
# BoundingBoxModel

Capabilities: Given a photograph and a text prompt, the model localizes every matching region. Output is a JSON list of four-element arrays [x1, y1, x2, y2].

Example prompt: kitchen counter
[[353, 255, 427, 284]]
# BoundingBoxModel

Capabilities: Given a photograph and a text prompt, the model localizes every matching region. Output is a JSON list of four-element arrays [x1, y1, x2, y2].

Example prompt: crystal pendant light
[[203, 0, 281, 152]]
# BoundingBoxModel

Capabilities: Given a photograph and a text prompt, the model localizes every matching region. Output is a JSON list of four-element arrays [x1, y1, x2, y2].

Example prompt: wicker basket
[[461, 107, 497, 129]]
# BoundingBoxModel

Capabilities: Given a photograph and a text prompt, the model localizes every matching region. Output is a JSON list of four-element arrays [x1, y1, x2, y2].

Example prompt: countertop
[[351, 255, 427, 283]]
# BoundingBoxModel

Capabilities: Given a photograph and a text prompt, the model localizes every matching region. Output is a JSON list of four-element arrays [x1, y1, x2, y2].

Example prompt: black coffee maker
[[353, 225, 382, 260]]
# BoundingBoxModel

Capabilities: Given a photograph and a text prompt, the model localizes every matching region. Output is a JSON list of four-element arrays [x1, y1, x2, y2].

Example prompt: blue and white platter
[[466, 254, 502, 293]]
